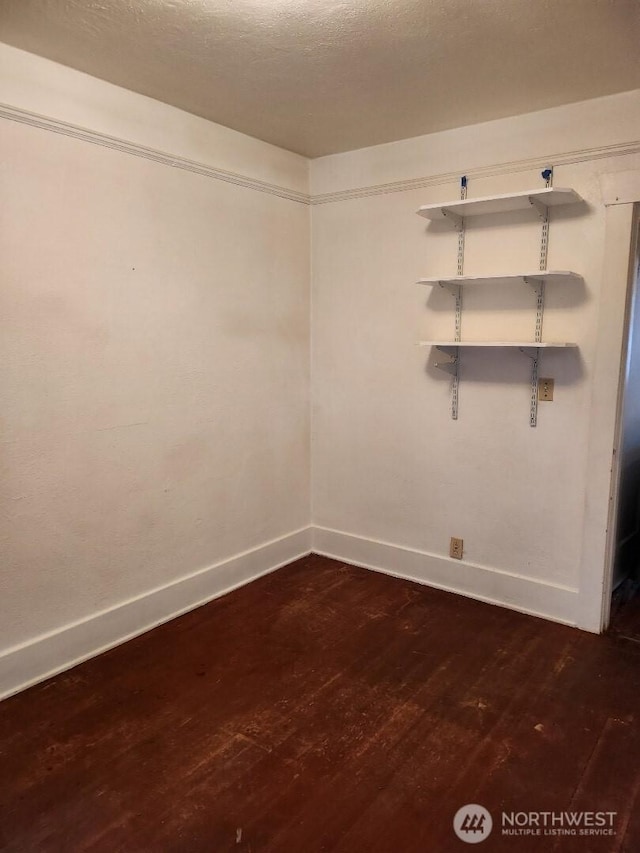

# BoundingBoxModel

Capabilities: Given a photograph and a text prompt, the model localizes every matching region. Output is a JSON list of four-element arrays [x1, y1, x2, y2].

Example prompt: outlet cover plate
[[538, 378, 554, 401], [450, 537, 463, 560]]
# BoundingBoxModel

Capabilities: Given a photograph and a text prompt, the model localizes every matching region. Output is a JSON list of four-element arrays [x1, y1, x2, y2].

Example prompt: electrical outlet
[[538, 378, 554, 401], [450, 537, 463, 560]]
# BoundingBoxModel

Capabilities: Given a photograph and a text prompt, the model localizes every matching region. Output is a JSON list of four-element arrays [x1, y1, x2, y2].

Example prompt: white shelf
[[417, 270, 582, 287], [420, 341, 578, 348], [417, 187, 582, 221], [415, 178, 581, 424]]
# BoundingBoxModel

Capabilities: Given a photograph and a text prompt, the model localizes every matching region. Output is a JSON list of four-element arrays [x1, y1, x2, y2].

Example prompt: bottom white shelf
[[420, 341, 577, 348], [421, 340, 579, 427]]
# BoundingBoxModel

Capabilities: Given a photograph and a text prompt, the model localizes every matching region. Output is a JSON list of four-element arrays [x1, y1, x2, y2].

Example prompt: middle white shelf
[[417, 270, 582, 288], [418, 270, 582, 350]]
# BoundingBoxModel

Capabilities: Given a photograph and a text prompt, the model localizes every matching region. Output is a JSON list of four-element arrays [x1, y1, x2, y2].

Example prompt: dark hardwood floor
[[2, 555, 640, 852], [609, 578, 640, 645]]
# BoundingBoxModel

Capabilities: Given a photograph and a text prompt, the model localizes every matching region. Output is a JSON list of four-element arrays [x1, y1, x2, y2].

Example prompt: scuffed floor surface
[[2, 555, 640, 852]]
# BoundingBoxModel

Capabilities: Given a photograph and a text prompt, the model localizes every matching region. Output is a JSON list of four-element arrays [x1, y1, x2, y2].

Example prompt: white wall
[[0, 45, 311, 698], [2, 42, 640, 701], [310, 93, 640, 631]]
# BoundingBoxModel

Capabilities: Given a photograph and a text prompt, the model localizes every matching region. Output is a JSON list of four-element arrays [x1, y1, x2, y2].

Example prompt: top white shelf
[[417, 187, 582, 221]]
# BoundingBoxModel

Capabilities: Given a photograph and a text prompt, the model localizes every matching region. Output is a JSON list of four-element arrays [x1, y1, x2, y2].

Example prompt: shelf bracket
[[440, 208, 464, 231], [523, 276, 546, 343], [436, 178, 466, 419], [450, 181, 467, 419], [527, 196, 549, 221], [434, 353, 459, 376], [519, 171, 553, 426], [518, 346, 540, 360], [538, 179, 552, 272], [518, 346, 541, 428], [438, 282, 463, 335], [435, 346, 460, 413], [522, 275, 543, 288], [438, 281, 457, 296]]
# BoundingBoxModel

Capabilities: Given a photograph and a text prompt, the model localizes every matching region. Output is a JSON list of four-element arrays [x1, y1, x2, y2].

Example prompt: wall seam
[[309, 201, 315, 527]]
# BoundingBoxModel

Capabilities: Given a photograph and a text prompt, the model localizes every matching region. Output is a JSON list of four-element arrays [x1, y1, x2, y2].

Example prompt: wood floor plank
[[2, 555, 640, 851]]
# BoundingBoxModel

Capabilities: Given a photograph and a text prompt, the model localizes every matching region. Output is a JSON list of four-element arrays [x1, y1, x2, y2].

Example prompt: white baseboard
[[312, 525, 580, 628], [0, 523, 585, 701], [0, 526, 312, 701]]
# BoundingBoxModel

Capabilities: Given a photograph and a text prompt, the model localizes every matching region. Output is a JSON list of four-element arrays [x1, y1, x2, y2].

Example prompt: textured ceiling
[[1, 0, 639, 158]]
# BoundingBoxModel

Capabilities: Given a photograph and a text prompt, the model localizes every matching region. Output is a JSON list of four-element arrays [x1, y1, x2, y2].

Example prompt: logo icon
[[453, 804, 493, 843]]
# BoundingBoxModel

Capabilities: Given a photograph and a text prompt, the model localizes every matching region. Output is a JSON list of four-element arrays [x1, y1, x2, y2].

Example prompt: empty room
[[2, 1, 640, 850]]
